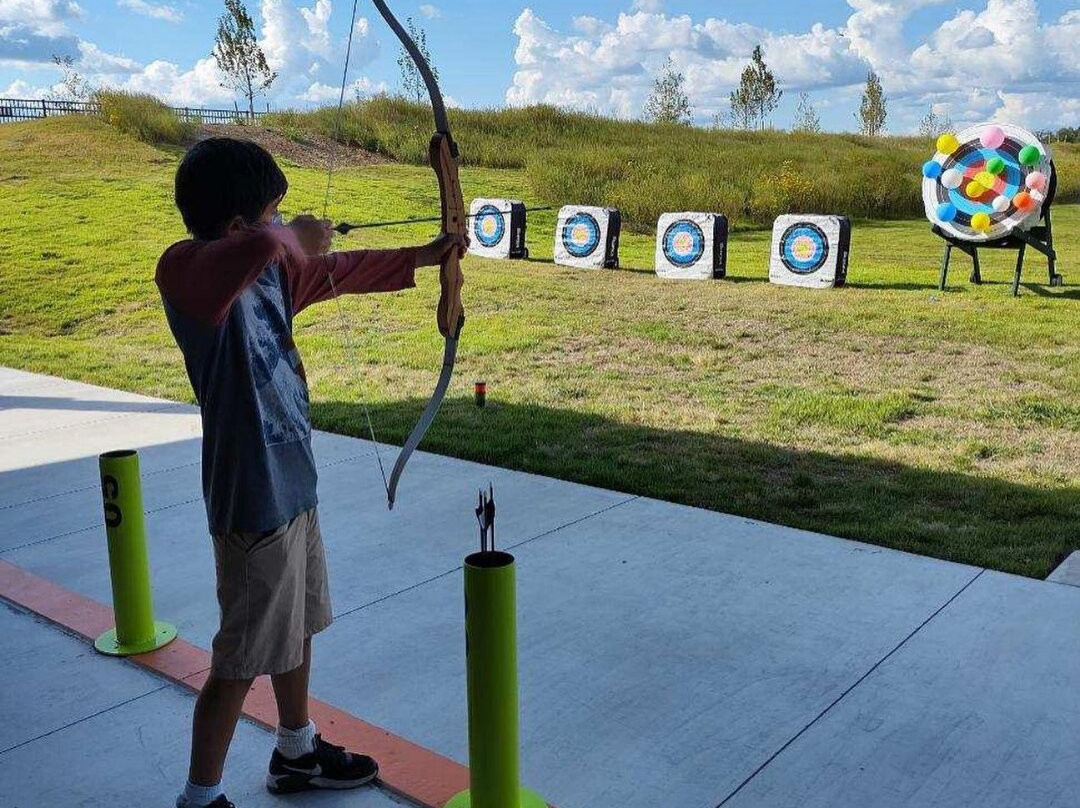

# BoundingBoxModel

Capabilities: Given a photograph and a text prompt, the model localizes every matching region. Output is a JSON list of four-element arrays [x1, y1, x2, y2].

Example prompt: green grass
[[266, 96, 1080, 228], [1, 116, 1078, 578]]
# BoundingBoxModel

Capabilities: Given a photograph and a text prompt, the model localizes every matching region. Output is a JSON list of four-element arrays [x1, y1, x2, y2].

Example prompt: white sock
[[178, 779, 223, 807], [276, 719, 317, 759]]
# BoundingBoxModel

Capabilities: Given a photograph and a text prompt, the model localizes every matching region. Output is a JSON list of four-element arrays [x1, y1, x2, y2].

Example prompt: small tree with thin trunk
[[643, 57, 693, 125], [730, 45, 782, 130], [48, 54, 93, 101], [213, 0, 276, 119], [396, 17, 437, 104], [858, 70, 887, 136], [792, 92, 821, 133], [918, 105, 952, 138]]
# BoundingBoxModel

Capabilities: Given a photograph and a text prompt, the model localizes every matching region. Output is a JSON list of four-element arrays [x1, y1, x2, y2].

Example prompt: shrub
[[266, 96, 1080, 229], [93, 90, 196, 145]]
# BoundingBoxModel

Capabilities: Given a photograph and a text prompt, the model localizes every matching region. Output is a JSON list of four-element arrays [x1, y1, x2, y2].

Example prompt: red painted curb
[[0, 560, 480, 808]]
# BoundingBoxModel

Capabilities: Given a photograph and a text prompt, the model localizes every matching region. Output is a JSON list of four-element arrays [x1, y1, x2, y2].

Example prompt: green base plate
[[445, 787, 548, 808], [94, 621, 177, 656]]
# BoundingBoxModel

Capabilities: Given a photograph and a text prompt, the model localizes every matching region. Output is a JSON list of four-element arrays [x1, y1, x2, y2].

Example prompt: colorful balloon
[[991, 195, 1010, 214], [975, 171, 996, 189], [1019, 145, 1041, 166], [986, 156, 1006, 174], [1013, 191, 1034, 211], [936, 133, 959, 154], [980, 125, 1005, 149], [936, 202, 958, 223], [1025, 171, 1047, 192], [940, 168, 964, 189], [966, 180, 985, 198], [922, 160, 943, 179], [971, 212, 992, 232]]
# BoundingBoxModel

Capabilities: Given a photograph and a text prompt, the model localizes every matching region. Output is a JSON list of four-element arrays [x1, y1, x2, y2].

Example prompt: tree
[[48, 54, 93, 101], [213, 0, 276, 118], [729, 45, 782, 130], [857, 70, 887, 136], [642, 57, 693, 125], [791, 92, 821, 133], [396, 17, 437, 104], [918, 104, 952, 138]]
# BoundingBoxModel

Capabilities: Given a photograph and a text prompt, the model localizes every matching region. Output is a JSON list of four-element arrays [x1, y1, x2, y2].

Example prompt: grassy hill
[[0, 115, 1077, 578], [266, 97, 1080, 228]]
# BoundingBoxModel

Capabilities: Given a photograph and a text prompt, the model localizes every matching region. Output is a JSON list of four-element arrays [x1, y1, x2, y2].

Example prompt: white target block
[[468, 198, 528, 260], [769, 214, 851, 289], [655, 212, 728, 280], [554, 205, 620, 269]]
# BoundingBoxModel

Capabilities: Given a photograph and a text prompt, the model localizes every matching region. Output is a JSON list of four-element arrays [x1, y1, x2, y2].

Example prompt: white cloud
[[300, 75, 385, 103], [506, 1, 1080, 131], [0, 0, 83, 35], [418, 4, 439, 19], [116, 0, 181, 24]]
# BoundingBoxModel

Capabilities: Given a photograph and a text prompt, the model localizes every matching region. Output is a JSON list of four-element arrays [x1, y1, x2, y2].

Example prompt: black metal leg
[[970, 251, 982, 284], [1012, 243, 1026, 297], [939, 245, 951, 291]]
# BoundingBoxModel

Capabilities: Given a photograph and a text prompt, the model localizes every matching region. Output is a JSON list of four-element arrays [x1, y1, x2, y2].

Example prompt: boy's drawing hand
[[416, 232, 470, 268], [288, 215, 334, 256]]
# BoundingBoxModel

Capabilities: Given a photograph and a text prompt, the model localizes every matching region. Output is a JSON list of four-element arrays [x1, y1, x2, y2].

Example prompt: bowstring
[[322, 0, 389, 497]]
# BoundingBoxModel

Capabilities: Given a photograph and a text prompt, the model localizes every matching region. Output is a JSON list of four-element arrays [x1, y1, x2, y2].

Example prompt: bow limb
[[372, 0, 466, 508]]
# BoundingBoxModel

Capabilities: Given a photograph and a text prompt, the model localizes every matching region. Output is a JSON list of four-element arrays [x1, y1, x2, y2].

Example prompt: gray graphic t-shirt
[[163, 262, 316, 535]]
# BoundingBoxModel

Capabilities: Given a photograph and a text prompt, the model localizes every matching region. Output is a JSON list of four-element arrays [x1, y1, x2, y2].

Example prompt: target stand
[[554, 205, 620, 269], [469, 198, 529, 260], [924, 123, 1063, 296]]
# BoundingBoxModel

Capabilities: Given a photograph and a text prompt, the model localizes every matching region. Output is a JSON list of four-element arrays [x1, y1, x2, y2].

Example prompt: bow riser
[[431, 132, 466, 339]]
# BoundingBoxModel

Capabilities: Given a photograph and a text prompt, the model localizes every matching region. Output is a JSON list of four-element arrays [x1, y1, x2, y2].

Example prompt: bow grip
[[430, 132, 466, 340]]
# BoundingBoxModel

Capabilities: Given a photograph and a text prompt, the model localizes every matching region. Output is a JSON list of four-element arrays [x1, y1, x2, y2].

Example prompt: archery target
[[654, 212, 728, 279], [554, 205, 620, 269], [922, 122, 1052, 243], [769, 214, 850, 288], [468, 198, 526, 259]]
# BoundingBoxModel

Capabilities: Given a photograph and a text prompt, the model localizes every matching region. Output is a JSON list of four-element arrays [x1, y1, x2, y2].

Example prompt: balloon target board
[[769, 214, 851, 289], [922, 123, 1052, 243], [554, 206, 621, 269], [468, 198, 529, 260], [654, 212, 728, 280]]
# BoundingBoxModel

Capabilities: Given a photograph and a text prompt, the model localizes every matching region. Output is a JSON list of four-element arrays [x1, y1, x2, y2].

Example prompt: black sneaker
[[266, 734, 379, 793], [176, 796, 234, 808]]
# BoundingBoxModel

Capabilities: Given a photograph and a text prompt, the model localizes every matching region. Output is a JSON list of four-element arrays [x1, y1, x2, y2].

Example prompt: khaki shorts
[[210, 507, 332, 679]]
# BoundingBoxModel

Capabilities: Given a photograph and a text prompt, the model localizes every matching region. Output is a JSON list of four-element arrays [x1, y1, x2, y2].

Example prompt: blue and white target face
[[561, 212, 602, 258], [661, 220, 705, 267], [779, 223, 829, 274], [473, 204, 505, 248]]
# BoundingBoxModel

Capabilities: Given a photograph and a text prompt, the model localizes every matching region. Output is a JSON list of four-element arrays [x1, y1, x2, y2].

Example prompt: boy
[[158, 137, 467, 808]]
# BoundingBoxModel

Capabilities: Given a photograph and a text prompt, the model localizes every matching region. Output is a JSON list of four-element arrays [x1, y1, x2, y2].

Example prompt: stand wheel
[[1050, 273, 1064, 287]]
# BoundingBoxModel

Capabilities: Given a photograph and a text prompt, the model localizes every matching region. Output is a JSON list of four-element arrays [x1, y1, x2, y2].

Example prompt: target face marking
[[661, 220, 706, 267], [562, 212, 602, 258], [923, 123, 1051, 242], [779, 223, 829, 274], [473, 204, 506, 248]]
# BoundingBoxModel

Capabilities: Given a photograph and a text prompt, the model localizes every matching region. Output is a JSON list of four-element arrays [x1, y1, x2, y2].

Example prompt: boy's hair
[[175, 137, 288, 240]]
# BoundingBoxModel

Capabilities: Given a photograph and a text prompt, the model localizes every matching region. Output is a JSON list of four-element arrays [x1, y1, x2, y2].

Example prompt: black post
[[939, 245, 952, 291], [1012, 243, 1026, 297]]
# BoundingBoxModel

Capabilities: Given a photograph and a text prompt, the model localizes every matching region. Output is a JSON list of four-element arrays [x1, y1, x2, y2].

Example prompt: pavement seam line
[[713, 567, 988, 808], [331, 494, 639, 621], [0, 450, 375, 553], [0, 683, 171, 757]]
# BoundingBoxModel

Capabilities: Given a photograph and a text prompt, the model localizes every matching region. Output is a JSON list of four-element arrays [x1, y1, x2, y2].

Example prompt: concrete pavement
[[1, 367, 1077, 807]]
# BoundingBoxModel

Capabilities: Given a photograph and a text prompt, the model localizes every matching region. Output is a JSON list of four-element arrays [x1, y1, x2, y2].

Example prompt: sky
[[1, 0, 1078, 133]]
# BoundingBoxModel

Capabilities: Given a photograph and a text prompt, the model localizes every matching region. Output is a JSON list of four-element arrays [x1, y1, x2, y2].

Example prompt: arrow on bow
[[323, 0, 465, 510]]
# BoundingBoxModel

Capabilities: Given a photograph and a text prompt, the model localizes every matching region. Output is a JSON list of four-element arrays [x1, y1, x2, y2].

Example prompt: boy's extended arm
[[156, 224, 301, 326], [286, 247, 417, 315]]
